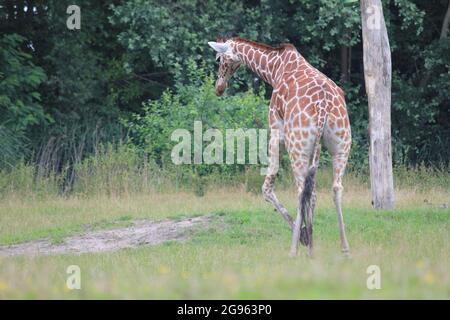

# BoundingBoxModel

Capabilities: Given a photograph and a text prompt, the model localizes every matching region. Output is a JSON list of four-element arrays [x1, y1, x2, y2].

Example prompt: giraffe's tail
[[299, 166, 316, 247], [299, 99, 328, 247]]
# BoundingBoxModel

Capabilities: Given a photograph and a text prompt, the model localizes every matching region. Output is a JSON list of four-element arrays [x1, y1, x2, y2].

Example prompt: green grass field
[[0, 174, 449, 299]]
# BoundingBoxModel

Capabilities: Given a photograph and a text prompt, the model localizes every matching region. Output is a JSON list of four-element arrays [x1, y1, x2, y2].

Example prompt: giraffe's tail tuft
[[299, 166, 316, 247], [299, 98, 328, 247]]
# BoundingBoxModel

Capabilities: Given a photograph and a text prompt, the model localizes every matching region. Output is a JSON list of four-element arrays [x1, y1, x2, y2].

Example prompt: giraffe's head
[[208, 40, 241, 96]]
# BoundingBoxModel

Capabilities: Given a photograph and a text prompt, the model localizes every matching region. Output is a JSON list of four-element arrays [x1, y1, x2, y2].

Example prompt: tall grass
[[73, 144, 149, 197], [393, 163, 450, 191], [0, 161, 61, 199], [0, 143, 448, 199]]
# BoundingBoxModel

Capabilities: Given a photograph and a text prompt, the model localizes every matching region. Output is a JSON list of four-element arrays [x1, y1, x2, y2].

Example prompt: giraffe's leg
[[290, 185, 304, 257], [262, 175, 294, 230], [289, 161, 308, 257], [303, 145, 321, 257], [262, 134, 294, 230], [309, 188, 317, 224], [332, 152, 350, 255]]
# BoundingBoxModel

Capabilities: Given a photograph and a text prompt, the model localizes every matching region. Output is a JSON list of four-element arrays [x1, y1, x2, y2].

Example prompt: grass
[[0, 174, 448, 299]]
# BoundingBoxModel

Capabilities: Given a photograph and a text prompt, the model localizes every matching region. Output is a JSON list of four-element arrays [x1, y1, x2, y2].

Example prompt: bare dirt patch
[[0, 216, 210, 257]]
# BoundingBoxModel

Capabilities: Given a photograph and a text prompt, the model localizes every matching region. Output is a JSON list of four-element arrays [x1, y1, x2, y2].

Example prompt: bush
[[124, 62, 270, 179]]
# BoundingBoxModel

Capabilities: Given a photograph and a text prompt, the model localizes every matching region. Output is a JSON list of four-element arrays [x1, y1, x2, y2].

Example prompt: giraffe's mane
[[224, 37, 294, 51]]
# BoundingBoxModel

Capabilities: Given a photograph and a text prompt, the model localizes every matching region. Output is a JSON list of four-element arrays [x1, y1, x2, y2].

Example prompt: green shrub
[[123, 62, 270, 179], [245, 166, 265, 194]]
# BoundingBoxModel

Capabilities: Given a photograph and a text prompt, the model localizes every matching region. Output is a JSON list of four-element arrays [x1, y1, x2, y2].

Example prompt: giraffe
[[208, 37, 351, 257]]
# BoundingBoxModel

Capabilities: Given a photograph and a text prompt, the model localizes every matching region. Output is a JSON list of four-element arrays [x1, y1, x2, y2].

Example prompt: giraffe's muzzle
[[215, 78, 227, 96]]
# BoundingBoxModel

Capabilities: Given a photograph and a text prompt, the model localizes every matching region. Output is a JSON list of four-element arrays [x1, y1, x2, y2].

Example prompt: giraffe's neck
[[231, 40, 305, 87]]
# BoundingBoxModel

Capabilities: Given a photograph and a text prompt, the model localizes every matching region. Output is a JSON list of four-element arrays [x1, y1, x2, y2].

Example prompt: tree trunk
[[439, 2, 450, 40], [360, 0, 395, 209]]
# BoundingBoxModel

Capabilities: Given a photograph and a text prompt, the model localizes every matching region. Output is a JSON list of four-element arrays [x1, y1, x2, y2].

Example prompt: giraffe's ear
[[208, 41, 229, 53]]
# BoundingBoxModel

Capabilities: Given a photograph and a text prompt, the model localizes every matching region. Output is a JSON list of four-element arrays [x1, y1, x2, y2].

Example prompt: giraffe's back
[[277, 56, 351, 158]]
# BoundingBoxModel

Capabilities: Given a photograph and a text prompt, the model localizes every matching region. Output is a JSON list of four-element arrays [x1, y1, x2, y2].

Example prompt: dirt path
[[0, 216, 210, 257]]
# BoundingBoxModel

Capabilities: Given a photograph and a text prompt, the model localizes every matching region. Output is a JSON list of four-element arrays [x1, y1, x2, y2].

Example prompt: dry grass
[[0, 179, 448, 299], [0, 176, 448, 244]]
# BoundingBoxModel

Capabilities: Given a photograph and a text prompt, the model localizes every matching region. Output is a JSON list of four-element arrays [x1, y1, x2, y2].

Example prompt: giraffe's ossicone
[[208, 37, 351, 257]]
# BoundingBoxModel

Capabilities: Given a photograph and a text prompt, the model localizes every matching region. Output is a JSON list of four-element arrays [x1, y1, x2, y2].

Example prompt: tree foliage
[[0, 0, 448, 170]]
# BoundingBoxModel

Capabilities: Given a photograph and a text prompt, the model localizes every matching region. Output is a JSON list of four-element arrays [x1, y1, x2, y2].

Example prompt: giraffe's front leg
[[262, 129, 294, 230]]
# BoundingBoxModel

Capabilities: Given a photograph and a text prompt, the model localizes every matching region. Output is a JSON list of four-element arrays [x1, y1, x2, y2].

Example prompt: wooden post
[[360, 0, 395, 209]]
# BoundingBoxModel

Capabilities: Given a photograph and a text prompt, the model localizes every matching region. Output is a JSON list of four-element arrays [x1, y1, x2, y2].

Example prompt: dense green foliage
[[0, 0, 449, 192], [0, 33, 47, 165], [125, 64, 269, 170]]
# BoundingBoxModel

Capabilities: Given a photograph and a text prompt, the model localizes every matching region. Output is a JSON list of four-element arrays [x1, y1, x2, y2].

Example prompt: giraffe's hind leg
[[332, 151, 350, 255], [262, 132, 294, 230], [289, 159, 310, 257]]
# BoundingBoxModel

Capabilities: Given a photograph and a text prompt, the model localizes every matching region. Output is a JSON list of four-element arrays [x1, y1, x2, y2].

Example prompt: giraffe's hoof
[[288, 250, 298, 258], [342, 249, 351, 258]]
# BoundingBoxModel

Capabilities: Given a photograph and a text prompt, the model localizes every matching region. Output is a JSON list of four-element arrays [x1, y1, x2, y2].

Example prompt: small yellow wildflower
[[423, 271, 435, 285], [0, 281, 9, 292], [158, 265, 171, 274]]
